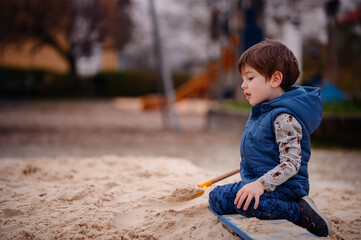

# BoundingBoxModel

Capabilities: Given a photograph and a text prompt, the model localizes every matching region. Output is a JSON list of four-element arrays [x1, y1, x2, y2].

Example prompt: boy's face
[[241, 65, 274, 106]]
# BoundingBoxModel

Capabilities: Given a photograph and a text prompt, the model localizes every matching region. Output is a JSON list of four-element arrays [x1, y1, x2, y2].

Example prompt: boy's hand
[[234, 180, 265, 211]]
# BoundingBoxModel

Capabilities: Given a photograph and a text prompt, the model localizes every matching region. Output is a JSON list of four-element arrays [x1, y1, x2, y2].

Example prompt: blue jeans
[[208, 181, 301, 223]]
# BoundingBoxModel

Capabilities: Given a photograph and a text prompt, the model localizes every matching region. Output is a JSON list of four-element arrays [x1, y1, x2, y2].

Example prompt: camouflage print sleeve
[[258, 113, 303, 192]]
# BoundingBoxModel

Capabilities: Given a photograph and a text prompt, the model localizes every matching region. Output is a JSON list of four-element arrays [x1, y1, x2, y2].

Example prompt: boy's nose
[[241, 81, 247, 89]]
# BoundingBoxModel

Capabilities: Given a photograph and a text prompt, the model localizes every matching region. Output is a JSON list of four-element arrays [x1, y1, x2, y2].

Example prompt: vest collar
[[251, 101, 272, 118], [250, 86, 304, 118]]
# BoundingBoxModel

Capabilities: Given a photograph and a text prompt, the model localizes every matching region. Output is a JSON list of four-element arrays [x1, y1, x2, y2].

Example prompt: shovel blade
[[185, 188, 205, 201]]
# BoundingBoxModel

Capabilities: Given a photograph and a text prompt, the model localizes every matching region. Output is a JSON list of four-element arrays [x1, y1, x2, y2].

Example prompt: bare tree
[[0, 0, 133, 76]]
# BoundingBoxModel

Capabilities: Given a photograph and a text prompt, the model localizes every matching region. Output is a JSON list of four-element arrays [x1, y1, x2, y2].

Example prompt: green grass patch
[[0, 66, 189, 99], [322, 100, 361, 114], [218, 101, 252, 113]]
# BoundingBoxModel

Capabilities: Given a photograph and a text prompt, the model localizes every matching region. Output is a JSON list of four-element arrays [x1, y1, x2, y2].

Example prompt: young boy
[[208, 39, 332, 237]]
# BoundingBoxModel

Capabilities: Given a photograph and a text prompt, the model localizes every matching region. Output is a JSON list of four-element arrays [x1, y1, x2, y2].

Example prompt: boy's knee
[[208, 186, 223, 214], [208, 186, 219, 205], [208, 183, 244, 215]]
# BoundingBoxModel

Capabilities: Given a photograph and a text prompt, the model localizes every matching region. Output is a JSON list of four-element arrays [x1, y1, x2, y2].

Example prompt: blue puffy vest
[[240, 86, 323, 200]]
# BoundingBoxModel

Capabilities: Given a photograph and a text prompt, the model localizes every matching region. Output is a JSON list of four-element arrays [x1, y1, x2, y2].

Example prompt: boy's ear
[[271, 71, 283, 88]]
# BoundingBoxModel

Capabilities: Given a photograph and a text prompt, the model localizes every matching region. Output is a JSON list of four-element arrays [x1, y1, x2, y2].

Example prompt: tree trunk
[[66, 52, 79, 94], [68, 53, 77, 77]]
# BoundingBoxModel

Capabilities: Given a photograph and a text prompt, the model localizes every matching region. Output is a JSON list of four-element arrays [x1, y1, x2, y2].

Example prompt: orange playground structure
[[141, 45, 236, 110]]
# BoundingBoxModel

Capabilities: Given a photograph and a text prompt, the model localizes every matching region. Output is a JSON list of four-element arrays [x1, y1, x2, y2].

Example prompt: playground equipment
[[141, 45, 235, 110]]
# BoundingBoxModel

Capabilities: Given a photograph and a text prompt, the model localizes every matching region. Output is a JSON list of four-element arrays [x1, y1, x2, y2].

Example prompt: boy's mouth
[[244, 92, 251, 100]]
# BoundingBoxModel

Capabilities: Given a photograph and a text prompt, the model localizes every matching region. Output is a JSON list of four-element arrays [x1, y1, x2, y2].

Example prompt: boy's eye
[[248, 77, 254, 81]]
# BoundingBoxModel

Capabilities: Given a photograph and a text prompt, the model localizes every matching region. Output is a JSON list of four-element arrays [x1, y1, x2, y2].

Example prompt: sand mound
[[167, 185, 204, 202], [0, 156, 237, 240], [0, 154, 360, 239]]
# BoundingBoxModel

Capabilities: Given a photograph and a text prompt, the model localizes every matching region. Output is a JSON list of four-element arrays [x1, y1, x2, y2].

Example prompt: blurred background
[[0, 0, 360, 169]]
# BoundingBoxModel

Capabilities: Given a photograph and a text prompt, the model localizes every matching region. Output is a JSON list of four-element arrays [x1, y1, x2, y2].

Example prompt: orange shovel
[[187, 168, 240, 201]]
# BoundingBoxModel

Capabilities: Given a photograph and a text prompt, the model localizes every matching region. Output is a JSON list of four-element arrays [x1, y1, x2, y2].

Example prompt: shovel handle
[[210, 168, 240, 184], [198, 168, 240, 188]]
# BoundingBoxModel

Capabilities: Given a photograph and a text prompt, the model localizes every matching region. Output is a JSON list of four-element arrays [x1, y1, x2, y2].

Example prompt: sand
[[0, 100, 360, 239], [0, 156, 238, 240], [1, 152, 360, 240], [167, 185, 205, 202]]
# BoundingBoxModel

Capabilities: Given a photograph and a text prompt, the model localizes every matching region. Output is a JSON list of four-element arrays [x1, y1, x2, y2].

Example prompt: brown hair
[[238, 39, 300, 91]]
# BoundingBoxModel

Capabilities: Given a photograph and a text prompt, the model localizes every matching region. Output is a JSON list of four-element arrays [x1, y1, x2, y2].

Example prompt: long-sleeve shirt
[[258, 113, 303, 192]]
